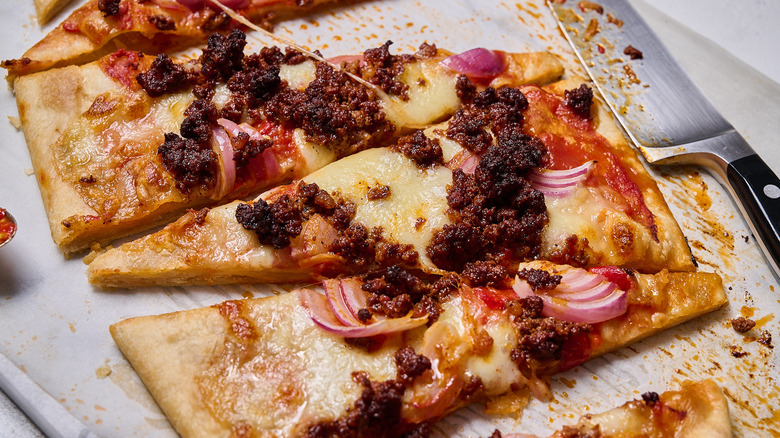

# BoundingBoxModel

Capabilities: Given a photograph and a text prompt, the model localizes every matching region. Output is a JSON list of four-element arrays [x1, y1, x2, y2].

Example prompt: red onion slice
[[339, 278, 371, 320], [212, 127, 236, 198], [530, 161, 596, 197], [298, 290, 428, 338], [457, 153, 479, 174], [406, 374, 464, 423], [539, 288, 627, 323], [512, 265, 628, 323], [440, 48, 506, 79], [323, 279, 362, 326]]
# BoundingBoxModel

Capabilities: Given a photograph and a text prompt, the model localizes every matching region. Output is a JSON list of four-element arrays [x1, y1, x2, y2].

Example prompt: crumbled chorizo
[[98, 0, 121, 16], [136, 54, 196, 97], [624, 45, 643, 60], [148, 14, 175, 31], [517, 268, 562, 291], [362, 40, 413, 99], [392, 131, 444, 168], [462, 261, 509, 287], [394, 347, 431, 384], [563, 84, 594, 119], [730, 317, 755, 334], [235, 196, 303, 249]]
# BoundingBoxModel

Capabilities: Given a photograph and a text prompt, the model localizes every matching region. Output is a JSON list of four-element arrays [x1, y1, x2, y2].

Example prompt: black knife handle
[[727, 154, 780, 273]]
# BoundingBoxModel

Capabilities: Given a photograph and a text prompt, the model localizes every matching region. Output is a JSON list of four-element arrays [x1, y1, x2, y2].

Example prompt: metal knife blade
[[548, 0, 780, 279]]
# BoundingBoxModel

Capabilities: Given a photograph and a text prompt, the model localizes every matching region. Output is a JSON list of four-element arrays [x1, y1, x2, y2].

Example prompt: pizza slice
[[34, 0, 75, 24], [14, 29, 564, 254], [87, 78, 694, 288], [492, 379, 731, 438], [4, 0, 344, 78], [109, 261, 727, 437]]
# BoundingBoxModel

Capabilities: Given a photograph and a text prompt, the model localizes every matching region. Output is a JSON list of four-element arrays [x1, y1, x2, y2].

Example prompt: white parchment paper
[[0, 0, 777, 436]]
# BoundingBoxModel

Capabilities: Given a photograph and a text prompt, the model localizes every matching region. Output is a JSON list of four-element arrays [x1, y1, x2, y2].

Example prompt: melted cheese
[[291, 128, 337, 178], [304, 148, 452, 272], [279, 60, 317, 90], [383, 60, 460, 128]]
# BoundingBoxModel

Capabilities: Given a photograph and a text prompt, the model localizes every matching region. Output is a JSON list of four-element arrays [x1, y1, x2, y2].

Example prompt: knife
[[548, 0, 780, 279], [0, 353, 100, 438]]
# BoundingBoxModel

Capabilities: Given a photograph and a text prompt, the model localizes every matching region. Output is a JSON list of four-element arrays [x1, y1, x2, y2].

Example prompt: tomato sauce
[[0, 209, 16, 246], [521, 86, 658, 239]]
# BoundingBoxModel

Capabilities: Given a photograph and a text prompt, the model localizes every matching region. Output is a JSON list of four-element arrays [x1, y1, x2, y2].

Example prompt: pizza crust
[[34, 0, 74, 24]]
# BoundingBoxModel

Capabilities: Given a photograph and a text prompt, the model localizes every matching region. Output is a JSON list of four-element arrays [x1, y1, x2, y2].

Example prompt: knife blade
[[548, 0, 780, 279]]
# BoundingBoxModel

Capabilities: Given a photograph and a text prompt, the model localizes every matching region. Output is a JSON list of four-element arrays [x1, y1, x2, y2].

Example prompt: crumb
[[730, 317, 756, 333], [757, 330, 773, 349], [729, 345, 748, 358], [24, 168, 34, 176], [7, 116, 21, 130], [623, 45, 643, 60]]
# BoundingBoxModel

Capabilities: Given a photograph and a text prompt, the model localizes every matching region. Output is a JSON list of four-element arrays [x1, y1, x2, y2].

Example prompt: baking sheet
[[0, 0, 778, 436]]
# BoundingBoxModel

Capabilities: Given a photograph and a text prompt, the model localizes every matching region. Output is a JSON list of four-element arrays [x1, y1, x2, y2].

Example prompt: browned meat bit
[[411, 295, 442, 324], [506, 296, 544, 319], [624, 45, 643, 60], [429, 273, 461, 300], [363, 265, 428, 318], [730, 316, 756, 334], [231, 132, 272, 168], [462, 260, 509, 287], [563, 84, 594, 119], [559, 425, 603, 438], [375, 242, 419, 267], [455, 75, 477, 101], [428, 130, 547, 272], [200, 30, 247, 85], [446, 86, 529, 154], [329, 223, 380, 267], [190, 207, 210, 225], [394, 346, 431, 384], [517, 267, 562, 291], [159, 98, 219, 192], [158, 133, 216, 193], [641, 391, 659, 405], [235, 195, 303, 249], [296, 182, 339, 218], [758, 330, 774, 348], [459, 375, 485, 401], [304, 372, 407, 438], [228, 49, 283, 106], [415, 42, 438, 58], [472, 330, 494, 356], [180, 99, 219, 144], [148, 14, 175, 31], [136, 54, 196, 97], [510, 317, 591, 376], [367, 184, 391, 200], [730, 345, 748, 358], [98, 0, 121, 16], [392, 131, 444, 168], [362, 41, 413, 100]]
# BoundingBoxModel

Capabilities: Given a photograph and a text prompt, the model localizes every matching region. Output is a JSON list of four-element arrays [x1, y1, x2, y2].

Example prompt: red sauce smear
[[521, 86, 658, 240], [0, 209, 16, 245], [99, 49, 146, 90]]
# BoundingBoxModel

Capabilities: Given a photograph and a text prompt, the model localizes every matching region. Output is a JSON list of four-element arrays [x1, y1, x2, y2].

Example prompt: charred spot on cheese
[[158, 99, 218, 193], [304, 372, 415, 438], [136, 54, 196, 98], [235, 195, 303, 249], [446, 86, 528, 154], [547, 235, 591, 267], [517, 267, 562, 291], [361, 40, 414, 100], [391, 131, 444, 168], [563, 84, 594, 119], [428, 133, 548, 272]]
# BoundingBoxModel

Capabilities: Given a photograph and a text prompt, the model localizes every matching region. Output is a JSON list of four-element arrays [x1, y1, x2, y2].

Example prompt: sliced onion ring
[[212, 127, 235, 199], [440, 48, 506, 79], [323, 279, 362, 326], [298, 289, 428, 337], [339, 278, 371, 320], [530, 161, 596, 197]]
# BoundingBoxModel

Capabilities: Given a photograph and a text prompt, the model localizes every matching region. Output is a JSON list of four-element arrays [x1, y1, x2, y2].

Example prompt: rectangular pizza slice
[[109, 262, 727, 437], [13, 30, 564, 254], [87, 77, 694, 288]]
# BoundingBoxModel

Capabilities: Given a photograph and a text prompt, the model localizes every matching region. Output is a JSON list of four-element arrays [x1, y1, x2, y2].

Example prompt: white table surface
[[2, 0, 779, 436]]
